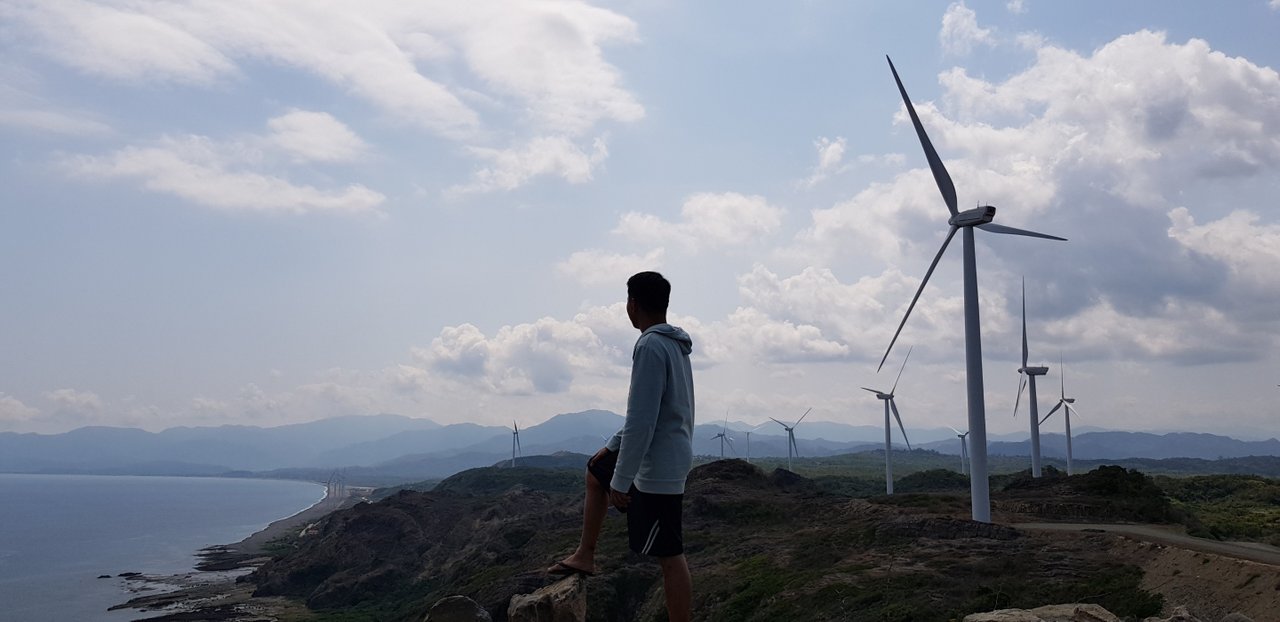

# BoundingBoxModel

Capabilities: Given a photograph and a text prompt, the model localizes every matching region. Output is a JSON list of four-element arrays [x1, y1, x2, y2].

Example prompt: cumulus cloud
[[266, 110, 369, 163], [67, 135, 384, 214], [1007, 0, 1027, 14], [0, 393, 40, 422], [416, 316, 618, 395], [557, 247, 665, 287], [940, 2, 995, 56], [614, 192, 784, 252], [452, 136, 609, 194], [1168, 207, 1280, 299]]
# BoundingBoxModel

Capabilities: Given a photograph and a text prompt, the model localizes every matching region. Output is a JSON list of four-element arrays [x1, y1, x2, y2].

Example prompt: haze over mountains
[[2, 410, 1277, 481]]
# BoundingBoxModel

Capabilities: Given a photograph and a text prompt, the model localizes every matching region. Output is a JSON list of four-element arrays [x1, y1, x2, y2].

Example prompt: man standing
[[549, 271, 694, 622]]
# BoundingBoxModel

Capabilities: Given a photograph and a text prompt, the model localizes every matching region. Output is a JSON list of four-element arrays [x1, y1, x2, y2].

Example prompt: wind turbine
[[769, 408, 811, 472], [743, 423, 766, 464], [862, 346, 914, 494], [711, 410, 735, 459], [1040, 358, 1080, 475], [510, 420, 522, 468], [879, 56, 1067, 522], [949, 426, 971, 475], [1013, 278, 1049, 477]]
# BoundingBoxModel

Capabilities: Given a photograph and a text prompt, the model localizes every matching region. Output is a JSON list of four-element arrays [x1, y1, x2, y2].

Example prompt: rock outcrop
[[424, 595, 492, 622], [966, 603, 1254, 622], [964, 604, 1121, 621], [507, 575, 586, 622]]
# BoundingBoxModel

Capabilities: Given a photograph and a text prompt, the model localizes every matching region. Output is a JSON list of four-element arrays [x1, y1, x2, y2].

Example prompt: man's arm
[[610, 342, 667, 495]]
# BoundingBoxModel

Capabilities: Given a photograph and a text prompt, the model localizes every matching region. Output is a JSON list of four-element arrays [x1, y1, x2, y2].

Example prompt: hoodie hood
[[643, 323, 693, 355]]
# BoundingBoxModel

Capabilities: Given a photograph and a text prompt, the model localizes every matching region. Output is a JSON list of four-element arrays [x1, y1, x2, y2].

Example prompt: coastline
[[113, 481, 362, 620]]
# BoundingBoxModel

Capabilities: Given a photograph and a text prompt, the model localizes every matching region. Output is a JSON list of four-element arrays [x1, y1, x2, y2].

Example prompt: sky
[[1, 1, 1279, 439]]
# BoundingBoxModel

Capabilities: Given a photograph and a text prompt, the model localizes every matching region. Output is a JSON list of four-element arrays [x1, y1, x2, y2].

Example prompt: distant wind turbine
[[1013, 278, 1049, 478], [862, 346, 914, 495], [743, 423, 767, 464], [1040, 358, 1080, 475], [769, 408, 811, 472], [711, 410, 735, 459], [510, 420, 522, 468], [949, 426, 971, 475], [879, 56, 1067, 522]]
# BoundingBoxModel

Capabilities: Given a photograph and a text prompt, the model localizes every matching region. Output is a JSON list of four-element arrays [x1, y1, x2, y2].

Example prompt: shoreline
[[112, 482, 362, 620]]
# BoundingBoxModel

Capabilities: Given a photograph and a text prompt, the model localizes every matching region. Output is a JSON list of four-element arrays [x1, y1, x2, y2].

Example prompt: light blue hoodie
[[606, 323, 695, 495]]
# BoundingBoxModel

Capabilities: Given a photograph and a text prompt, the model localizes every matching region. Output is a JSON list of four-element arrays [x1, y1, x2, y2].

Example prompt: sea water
[[0, 474, 324, 621]]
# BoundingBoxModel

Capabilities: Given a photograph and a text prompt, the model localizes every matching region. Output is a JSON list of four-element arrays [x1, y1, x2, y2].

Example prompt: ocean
[[0, 474, 325, 622]]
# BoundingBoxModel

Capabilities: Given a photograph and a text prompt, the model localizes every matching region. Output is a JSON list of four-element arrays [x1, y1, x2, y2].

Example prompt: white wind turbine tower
[[1013, 279, 1049, 478], [1040, 358, 1080, 475], [862, 347, 914, 495], [711, 410, 735, 459], [509, 420, 522, 468], [880, 56, 1067, 522], [949, 426, 971, 475], [743, 423, 767, 464], [769, 408, 811, 472]]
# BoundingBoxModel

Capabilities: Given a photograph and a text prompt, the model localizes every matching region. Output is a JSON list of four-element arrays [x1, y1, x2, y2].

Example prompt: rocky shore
[[108, 485, 360, 621]]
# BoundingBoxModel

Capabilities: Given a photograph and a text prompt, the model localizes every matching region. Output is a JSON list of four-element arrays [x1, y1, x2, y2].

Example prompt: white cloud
[[1007, 0, 1027, 14], [557, 248, 665, 287], [0, 108, 112, 136], [1272, 0, 1280, 11], [266, 110, 368, 163], [801, 136, 847, 187], [44, 388, 104, 414], [940, 2, 995, 56], [8, 0, 236, 86], [0, 393, 40, 422], [416, 316, 618, 395], [452, 135, 609, 194], [7, 0, 645, 190], [614, 192, 784, 252], [1168, 207, 1280, 295], [67, 135, 385, 214]]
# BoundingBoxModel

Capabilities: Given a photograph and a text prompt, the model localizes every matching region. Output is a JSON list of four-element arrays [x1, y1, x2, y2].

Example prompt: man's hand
[[609, 487, 631, 511], [587, 446, 610, 467]]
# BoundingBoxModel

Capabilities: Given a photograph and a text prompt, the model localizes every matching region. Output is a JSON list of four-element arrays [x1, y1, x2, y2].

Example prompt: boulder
[[965, 604, 1121, 622], [1030, 604, 1122, 622], [424, 595, 492, 622], [508, 575, 586, 622], [1141, 606, 1205, 622]]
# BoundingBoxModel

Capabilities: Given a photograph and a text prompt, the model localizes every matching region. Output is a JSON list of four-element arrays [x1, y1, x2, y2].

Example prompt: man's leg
[[658, 554, 692, 622], [558, 468, 609, 573]]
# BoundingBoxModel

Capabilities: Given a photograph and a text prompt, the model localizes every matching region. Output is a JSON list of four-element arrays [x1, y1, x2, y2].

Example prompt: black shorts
[[587, 450, 684, 558]]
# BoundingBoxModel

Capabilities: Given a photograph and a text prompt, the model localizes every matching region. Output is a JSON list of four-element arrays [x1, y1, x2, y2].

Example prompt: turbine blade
[[947, 425, 961, 435], [1014, 372, 1027, 417], [769, 417, 787, 428], [975, 222, 1067, 241], [1060, 355, 1067, 398], [889, 399, 911, 450], [878, 226, 960, 371], [1040, 400, 1064, 425], [890, 346, 913, 395], [795, 407, 812, 426], [886, 55, 957, 217], [790, 432, 800, 458], [1021, 277, 1029, 369], [861, 387, 883, 394]]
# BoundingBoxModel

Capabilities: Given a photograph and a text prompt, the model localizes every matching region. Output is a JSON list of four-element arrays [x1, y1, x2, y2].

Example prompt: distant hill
[[979, 431, 1280, 460]]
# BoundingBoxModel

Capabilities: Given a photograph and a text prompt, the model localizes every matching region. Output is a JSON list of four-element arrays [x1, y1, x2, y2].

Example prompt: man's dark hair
[[627, 271, 670, 315]]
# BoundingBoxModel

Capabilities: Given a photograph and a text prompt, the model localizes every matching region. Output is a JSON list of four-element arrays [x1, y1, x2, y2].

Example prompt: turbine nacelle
[[947, 205, 996, 227], [1018, 366, 1049, 375], [1063, 397, 1076, 404]]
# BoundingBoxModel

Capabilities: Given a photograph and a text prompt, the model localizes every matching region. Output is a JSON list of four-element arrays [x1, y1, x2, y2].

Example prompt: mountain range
[[2, 410, 1277, 482]]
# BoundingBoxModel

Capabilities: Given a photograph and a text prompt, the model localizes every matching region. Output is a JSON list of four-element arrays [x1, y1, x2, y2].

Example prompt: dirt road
[[1015, 522, 1280, 567]]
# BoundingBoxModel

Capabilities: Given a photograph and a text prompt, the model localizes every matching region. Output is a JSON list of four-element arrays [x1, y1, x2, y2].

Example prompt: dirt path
[[1014, 522, 1280, 567]]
